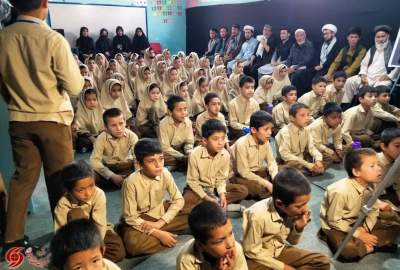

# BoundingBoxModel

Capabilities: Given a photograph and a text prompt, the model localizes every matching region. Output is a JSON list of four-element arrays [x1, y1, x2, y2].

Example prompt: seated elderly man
[[286, 28, 315, 96], [342, 25, 400, 108], [227, 25, 258, 74]]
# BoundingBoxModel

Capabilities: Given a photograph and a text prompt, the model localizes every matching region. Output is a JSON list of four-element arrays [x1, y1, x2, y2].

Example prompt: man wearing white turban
[[227, 25, 258, 74], [313, 24, 340, 76]]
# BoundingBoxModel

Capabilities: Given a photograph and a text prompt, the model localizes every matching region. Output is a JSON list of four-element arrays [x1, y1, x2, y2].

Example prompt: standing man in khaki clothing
[[0, 0, 83, 256]]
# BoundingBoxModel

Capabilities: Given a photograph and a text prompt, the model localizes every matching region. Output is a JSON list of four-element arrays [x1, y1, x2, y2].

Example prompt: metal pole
[[333, 155, 400, 260]]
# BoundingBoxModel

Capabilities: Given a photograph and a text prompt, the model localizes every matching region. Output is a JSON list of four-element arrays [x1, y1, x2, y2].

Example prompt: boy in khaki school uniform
[[308, 102, 346, 168], [159, 95, 194, 170], [90, 108, 139, 189], [194, 92, 227, 145], [319, 148, 400, 262], [54, 161, 125, 262], [230, 111, 278, 199], [272, 85, 297, 134], [275, 103, 325, 175], [0, 0, 84, 254], [120, 138, 188, 257], [228, 75, 260, 141], [324, 71, 347, 105], [181, 119, 248, 215], [341, 85, 378, 148], [298, 76, 328, 119], [243, 168, 331, 270], [378, 128, 400, 206], [370, 85, 400, 134], [177, 202, 248, 270], [50, 219, 121, 270]]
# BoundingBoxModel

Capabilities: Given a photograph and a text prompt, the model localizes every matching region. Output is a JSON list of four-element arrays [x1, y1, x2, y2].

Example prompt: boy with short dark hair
[[298, 76, 328, 119], [341, 85, 378, 147], [228, 75, 260, 140], [325, 71, 347, 105], [230, 111, 278, 199], [50, 219, 120, 270], [159, 95, 194, 170], [379, 128, 400, 205], [308, 102, 345, 167], [195, 93, 227, 144], [177, 202, 248, 270], [370, 85, 400, 133], [54, 160, 125, 262], [272, 85, 298, 132], [275, 103, 325, 175], [243, 168, 330, 270], [181, 119, 248, 214], [1, 0, 84, 254], [90, 108, 138, 189], [320, 148, 400, 262], [120, 138, 187, 257]]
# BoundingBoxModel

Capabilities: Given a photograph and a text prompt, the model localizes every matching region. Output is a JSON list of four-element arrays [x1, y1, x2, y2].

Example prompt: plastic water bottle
[[266, 103, 274, 114], [243, 127, 250, 134], [351, 141, 362, 149]]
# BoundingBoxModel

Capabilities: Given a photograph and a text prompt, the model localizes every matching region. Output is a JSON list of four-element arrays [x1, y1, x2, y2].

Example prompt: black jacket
[[95, 37, 112, 55], [112, 35, 131, 55], [76, 36, 95, 55], [252, 36, 277, 67], [312, 39, 341, 74], [286, 40, 315, 68]]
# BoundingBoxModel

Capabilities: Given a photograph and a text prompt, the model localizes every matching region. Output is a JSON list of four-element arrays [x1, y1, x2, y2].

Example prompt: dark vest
[[367, 42, 394, 73], [339, 44, 364, 70]]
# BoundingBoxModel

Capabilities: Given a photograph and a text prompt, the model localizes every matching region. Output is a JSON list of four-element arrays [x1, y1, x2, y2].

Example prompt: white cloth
[[320, 37, 337, 65], [256, 35, 267, 57], [244, 25, 254, 32], [321, 24, 337, 34]]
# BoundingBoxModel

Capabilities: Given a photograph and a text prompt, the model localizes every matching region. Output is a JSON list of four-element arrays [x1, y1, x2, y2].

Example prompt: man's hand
[[356, 227, 378, 248], [294, 210, 311, 232], [203, 195, 219, 205], [140, 219, 166, 232], [324, 74, 332, 82], [378, 201, 392, 212], [311, 161, 324, 174], [71, 122, 78, 132], [335, 149, 344, 161], [152, 230, 177, 248], [360, 75, 368, 85], [217, 249, 236, 270], [89, 135, 96, 144], [315, 65, 323, 71], [219, 193, 227, 209], [110, 174, 125, 187]]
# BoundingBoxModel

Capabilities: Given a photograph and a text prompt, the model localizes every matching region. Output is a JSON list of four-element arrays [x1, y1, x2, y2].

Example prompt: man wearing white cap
[[286, 28, 315, 96], [227, 25, 258, 73], [313, 24, 340, 76], [342, 25, 400, 107]]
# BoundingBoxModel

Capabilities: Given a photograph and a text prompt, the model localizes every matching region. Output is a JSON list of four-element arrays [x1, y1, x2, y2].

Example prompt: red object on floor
[[150, 42, 162, 54]]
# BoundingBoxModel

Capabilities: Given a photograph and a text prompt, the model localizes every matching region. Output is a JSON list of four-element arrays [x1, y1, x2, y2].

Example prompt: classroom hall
[[0, 0, 400, 270]]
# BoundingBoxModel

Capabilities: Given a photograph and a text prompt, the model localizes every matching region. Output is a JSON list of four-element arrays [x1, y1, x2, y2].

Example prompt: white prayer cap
[[294, 28, 306, 35], [243, 25, 255, 32], [322, 24, 337, 34]]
